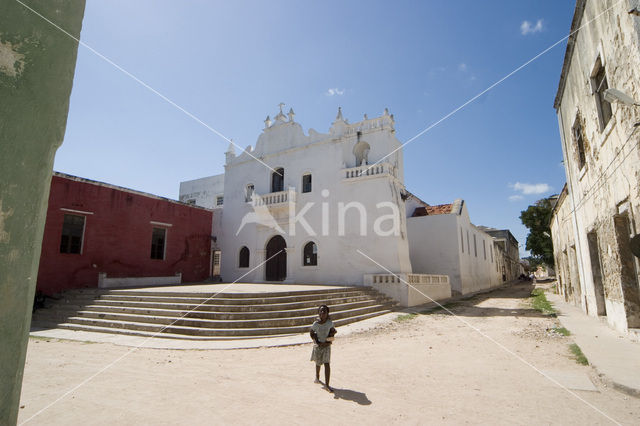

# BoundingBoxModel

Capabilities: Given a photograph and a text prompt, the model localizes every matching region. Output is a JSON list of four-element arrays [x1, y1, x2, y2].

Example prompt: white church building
[[180, 106, 515, 305]]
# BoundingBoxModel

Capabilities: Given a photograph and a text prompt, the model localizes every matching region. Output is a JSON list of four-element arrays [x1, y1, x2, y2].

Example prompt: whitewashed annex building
[[180, 106, 517, 305]]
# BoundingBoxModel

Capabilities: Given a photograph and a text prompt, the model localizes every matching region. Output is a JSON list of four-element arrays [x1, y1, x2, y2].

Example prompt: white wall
[[407, 202, 502, 295], [179, 173, 224, 209], [219, 108, 412, 285], [407, 213, 460, 290]]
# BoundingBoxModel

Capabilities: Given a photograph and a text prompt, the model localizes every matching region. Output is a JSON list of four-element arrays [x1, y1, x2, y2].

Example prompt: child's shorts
[[310, 344, 331, 365]]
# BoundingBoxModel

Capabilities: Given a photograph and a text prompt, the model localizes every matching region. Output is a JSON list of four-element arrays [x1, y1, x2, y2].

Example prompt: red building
[[36, 172, 214, 294]]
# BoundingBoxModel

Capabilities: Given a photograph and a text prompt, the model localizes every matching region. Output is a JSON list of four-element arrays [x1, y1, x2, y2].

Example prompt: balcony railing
[[251, 189, 296, 207], [343, 162, 396, 180]]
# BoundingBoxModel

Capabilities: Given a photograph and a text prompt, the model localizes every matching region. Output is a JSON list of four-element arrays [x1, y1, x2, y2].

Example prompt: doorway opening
[[265, 235, 287, 281], [613, 214, 640, 327], [587, 231, 607, 316]]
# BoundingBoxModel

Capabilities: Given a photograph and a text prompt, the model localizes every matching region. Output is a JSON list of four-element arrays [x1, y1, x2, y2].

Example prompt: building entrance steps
[[31, 283, 396, 341]]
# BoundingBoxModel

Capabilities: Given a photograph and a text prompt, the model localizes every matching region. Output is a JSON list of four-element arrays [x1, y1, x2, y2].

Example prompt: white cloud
[[510, 182, 552, 195], [326, 88, 345, 96], [521, 19, 544, 35], [509, 195, 524, 202], [458, 63, 467, 72]]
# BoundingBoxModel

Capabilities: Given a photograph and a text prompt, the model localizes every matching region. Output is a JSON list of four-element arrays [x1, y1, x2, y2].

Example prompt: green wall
[[0, 1, 85, 424]]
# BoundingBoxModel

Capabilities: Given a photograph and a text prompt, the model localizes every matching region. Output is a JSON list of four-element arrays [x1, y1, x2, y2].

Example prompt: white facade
[[179, 173, 224, 209], [218, 106, 411, 285], [406, 200, 505, 295], [178, 106, 520, 305]]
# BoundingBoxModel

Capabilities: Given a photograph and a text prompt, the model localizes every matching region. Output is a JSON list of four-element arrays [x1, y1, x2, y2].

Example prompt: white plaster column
[[284, 247, 295, 283], [256, 249, 266, 281]]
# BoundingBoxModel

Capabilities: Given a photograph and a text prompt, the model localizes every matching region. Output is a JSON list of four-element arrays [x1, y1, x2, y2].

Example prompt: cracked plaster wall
[[553, 0, 640, 333]]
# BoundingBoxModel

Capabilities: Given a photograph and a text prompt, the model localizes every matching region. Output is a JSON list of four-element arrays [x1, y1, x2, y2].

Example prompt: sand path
[[18, 283, 640, 425]]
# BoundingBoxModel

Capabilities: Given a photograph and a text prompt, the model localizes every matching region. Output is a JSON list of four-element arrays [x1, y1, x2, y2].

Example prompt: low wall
[[98, 272, 182, 289], [364, 273, 451, 307]]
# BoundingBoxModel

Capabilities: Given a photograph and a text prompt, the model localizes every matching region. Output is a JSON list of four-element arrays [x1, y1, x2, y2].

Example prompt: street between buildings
[[19, 283, 640, 425]]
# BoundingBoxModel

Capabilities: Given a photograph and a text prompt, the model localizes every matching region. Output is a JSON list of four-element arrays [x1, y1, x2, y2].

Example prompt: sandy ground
[[18, 283, 640, 425]]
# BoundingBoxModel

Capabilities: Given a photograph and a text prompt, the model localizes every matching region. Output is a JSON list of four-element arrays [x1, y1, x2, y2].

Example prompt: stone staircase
[[31, 286, 396, 340]]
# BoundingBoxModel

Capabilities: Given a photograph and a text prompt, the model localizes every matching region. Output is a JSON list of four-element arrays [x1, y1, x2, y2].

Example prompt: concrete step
[[58, 286, 360, 299], [105, 287, 360, 298], [55, 288, 370, 302], [35, 294, 389, 313], [64, 303, 391, 329], [32, 310, 391, 340], [31, 285, 397, 340], [32, 299, 381, 322], [59, 303, 390, 331], [90, 291, 374, 305]]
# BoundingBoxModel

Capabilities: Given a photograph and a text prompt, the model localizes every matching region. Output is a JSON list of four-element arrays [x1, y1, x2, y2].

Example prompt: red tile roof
[[412, 204, 453, 217]]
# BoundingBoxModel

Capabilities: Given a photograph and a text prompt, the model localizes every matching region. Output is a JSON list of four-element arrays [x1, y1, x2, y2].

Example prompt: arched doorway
[[265, 235, 287, 281]]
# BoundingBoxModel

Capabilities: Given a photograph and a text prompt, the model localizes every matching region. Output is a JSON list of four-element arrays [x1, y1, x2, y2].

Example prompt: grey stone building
[[550, 0, 640, 333]]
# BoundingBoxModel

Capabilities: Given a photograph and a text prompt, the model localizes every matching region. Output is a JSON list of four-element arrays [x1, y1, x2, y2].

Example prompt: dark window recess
[[303, 242, 318, 266], [302, 174, 312, 193], [216, 196, 224, 206], [573, 117, 586, 170], [239, 246, 250, 268], [60, 214, 85, 254], [245, 184, 254, 202], [271, 168, 284, 192], [593, 60, 613, 130], [151, 227, 166, 260]]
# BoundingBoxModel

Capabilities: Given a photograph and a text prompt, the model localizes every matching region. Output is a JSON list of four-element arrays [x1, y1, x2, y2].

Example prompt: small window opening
[[239, 246, 250, 268], [592, 57, 612, 131], [151, 227, 166, 260], [303, 242, 318, 266], [271, 168, 284, 192], [302, 174, 312, 193], [473, 234, 477, 257], [60, 214, 85, 254], [573, 116, 586, 170], [245, 184, 254, 202]]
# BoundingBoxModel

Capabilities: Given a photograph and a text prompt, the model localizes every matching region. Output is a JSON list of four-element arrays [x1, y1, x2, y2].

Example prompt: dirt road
[[18, 283, 640, 425]]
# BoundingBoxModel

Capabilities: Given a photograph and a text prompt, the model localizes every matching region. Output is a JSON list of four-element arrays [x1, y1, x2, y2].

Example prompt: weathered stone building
[[551, 0, 640, 333]]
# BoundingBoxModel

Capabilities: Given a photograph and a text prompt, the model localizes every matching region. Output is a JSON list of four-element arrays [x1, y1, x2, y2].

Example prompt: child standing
[[310, 304, 337, 392]]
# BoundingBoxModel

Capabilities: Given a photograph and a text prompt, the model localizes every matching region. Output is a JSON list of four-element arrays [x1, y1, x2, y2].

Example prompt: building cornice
[[554, 0, 587, 110]]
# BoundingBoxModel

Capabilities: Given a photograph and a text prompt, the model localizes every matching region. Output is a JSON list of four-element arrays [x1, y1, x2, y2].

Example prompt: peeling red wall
[[36, 174, 214, 294]]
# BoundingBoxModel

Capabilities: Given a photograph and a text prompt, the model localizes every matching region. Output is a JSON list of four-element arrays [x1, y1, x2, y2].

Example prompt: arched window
[[271, 168, 284, 192], [245, 184, 254, 202], [239, 246, 250, 268], [303, 242, 318, 266]]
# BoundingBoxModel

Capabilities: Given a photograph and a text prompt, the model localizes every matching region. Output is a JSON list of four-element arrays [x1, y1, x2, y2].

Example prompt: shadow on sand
[[331, 388, 372, 405]]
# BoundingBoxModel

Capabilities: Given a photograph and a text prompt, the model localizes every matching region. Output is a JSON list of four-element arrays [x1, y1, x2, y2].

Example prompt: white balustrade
[[252, 189, 296, 207], [343, 162, 396, 180]]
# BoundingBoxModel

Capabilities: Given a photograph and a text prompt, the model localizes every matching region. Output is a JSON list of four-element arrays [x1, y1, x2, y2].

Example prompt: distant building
[[179, 173, 224, 209], [477, 227, 522, 283], [550, 0, 640, 333], [37, 172, 214, 294]]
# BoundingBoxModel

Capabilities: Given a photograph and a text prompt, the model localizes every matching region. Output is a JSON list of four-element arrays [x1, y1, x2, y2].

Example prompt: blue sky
[[53, 1, 577, 255]]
